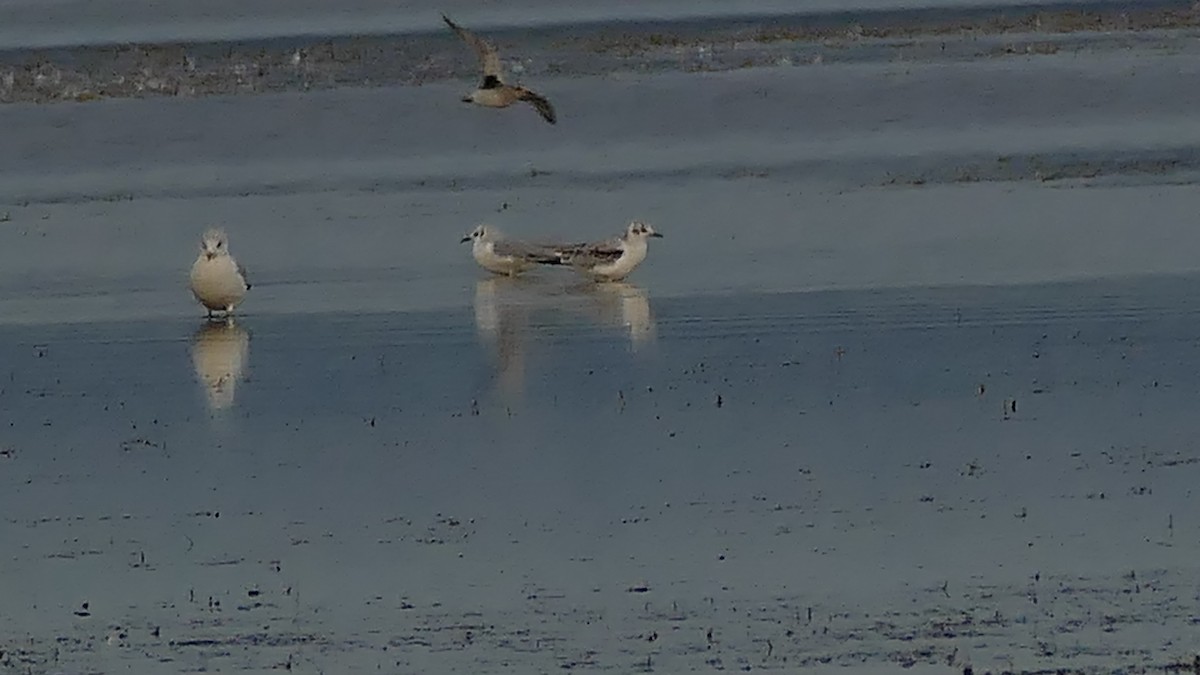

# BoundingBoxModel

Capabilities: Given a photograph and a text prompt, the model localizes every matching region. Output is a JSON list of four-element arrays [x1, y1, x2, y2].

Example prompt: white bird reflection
[[191, 319, 250, 411], [473, 278, 657, 397], [584, 282, 657, 351], [474, 278, 529, 399]]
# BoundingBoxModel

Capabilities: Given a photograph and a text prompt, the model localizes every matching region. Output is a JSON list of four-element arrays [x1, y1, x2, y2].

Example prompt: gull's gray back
[[557, 236, 624, 268], [493, 239, 563, 264]]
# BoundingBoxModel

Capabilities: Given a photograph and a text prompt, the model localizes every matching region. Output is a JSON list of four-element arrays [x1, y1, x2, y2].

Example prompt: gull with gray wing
[[189, 228, 251, 317], [443, 14, 557, 124], [462, 224, 563, 276], [550, 221, 663, 282]]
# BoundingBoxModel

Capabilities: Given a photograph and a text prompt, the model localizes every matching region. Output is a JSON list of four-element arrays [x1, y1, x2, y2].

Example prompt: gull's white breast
[[587, 242, 648, 281], [190, 255, 247, 310], [471, 88, 514, 108], [474, 241, 529, 275]]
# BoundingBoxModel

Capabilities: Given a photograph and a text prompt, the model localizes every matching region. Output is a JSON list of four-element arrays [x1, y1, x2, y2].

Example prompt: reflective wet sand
[[4, 277, 1200, 672], [3, 3, 1200, 673]]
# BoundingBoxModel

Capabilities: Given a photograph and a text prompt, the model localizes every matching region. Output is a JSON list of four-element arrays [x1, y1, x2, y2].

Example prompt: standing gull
[[443, 14, 557, 124], [462, 224, 563, 276], [189, 228, 251, 317], [552, 221, 663, 282]]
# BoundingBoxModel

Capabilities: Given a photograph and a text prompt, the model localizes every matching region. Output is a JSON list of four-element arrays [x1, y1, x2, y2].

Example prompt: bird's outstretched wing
[[516, 88, 557, 124], [443, 15, 504, 85]]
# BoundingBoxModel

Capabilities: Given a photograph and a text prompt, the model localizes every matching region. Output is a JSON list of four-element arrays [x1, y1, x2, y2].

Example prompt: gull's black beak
[[461, 96, 473, 103], [460, 236, 472, 243], [650, 232, 664, 238]]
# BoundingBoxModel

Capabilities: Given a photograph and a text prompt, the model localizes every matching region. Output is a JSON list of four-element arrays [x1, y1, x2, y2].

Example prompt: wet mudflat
[[4, 1, 1200, 673], [3, 276, 1200, 673]]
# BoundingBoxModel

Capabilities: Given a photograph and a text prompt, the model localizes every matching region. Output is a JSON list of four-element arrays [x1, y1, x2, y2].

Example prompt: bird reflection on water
[[474, 278, 530, 399], [190, 319, 250, 411], [473, 278, 657, 399], [584, 281, 657, 350]]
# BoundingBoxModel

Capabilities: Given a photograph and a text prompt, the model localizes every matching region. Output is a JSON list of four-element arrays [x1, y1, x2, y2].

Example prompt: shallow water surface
[[3, 2, 1200, 671], [3, 275, 1200, 672]]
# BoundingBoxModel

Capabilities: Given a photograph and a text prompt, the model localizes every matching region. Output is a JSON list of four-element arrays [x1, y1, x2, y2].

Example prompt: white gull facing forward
[[189, 228, 250, 317]]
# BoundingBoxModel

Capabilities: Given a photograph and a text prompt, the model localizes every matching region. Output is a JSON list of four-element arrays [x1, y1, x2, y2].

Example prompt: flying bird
[[443, 14, 557, 124]]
